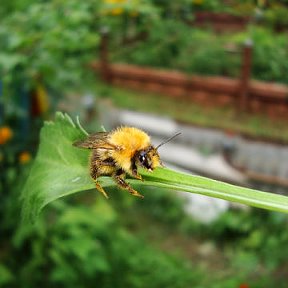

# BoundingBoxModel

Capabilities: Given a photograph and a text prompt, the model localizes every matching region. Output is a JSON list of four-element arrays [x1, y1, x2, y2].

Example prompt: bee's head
[[135, 146, 162, 171], [135, 132, 181, 171]]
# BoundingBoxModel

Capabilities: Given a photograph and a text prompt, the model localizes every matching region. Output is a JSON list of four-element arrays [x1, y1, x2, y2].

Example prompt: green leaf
[[0, 264, 13, 285], [134, 169, 288, 214], [22, 112, 288, 223], [22, 112, 94, 223]]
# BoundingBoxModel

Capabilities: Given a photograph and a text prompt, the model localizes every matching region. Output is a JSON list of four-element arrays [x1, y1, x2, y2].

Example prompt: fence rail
[[92, 33, 288, 119]]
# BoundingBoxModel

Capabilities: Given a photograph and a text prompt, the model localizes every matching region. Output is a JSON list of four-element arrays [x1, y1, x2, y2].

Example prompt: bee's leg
[[131, 162, 143, 181], [94, 181, 109, 199], [131, 169, 143, 181], [90, 154, 109, 199], [113, 169, 144, 199]]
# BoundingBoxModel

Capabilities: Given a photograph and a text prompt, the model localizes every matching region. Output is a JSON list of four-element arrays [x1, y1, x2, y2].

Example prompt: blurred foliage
[[113, 22, 288, 84], [10, 197, 200, 288], [2, 1, 288, 287], [263, 3, 288, 30], [2, 0, 288, 93], [199, 209, 288, 271], [0, 0, 101, 92], [247, 28, 288, 83]]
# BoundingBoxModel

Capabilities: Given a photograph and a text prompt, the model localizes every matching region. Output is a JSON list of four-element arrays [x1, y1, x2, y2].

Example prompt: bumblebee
[[73, 126, 180, 199]]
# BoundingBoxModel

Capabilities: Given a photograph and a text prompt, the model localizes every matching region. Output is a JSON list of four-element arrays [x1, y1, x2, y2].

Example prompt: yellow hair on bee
[[108, 126, 151, 172]]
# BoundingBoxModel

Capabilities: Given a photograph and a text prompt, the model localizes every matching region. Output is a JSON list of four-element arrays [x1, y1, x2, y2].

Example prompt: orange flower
[[19, 151, 32, 164], [239, 283, 249, 288], [0, 126, 13, 145]]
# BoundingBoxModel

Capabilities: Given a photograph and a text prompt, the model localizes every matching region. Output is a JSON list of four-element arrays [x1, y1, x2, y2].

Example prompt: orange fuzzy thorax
[[108, 127, 151, 172]]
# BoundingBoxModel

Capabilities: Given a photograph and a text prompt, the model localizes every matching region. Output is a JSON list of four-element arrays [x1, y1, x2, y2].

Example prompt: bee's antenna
[[156, 132, 181, 150]]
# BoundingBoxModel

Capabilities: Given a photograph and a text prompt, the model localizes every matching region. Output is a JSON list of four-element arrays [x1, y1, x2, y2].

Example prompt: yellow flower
[[111, 7, 124, 15], [19, 151, 32, 164], [0, 126, 13, 145], [103, 0, 125, 15], [105, 0, 125, 3]]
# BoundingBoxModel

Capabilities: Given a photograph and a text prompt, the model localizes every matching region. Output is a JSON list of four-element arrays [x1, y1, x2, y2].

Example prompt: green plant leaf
[[21, 112, 94, 223], [22, 112, 288, 223]]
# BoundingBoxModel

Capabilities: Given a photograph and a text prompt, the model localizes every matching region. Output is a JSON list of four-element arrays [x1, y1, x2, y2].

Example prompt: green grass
[[96, 81, 288, 143]]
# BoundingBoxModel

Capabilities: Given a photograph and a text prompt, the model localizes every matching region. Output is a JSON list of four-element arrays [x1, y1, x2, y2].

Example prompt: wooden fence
[[92, 32, 288, 119]]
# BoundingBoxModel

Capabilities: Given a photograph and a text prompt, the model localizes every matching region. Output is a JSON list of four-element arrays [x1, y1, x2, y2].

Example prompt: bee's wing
[[73, 132, 116, 150]]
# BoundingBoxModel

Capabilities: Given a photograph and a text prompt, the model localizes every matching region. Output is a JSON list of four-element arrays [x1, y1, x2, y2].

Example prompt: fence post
[[238, 39, 253, 112], [100, 27, 112, 83]]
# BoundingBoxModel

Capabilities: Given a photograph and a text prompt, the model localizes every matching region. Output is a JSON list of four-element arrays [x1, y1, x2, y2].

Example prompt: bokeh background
[[1, 1, 288, 287]]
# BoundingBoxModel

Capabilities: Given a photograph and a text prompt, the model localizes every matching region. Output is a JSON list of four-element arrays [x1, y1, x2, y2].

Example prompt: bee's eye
[[138, 153, 146, 163]]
